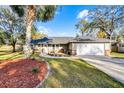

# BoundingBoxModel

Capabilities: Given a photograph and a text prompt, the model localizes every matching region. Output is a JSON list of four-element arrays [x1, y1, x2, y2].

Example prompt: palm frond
[[37, 5, 57, 22], [10, 5, 25, 17]]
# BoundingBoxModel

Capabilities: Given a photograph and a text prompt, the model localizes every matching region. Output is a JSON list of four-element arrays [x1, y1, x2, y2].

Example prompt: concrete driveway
[[79, 55, 124, 84]]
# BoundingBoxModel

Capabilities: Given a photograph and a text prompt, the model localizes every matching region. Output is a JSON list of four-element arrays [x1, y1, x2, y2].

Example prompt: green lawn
[[39, 57, 124, 88], [0, 45, 24, 61], [110, 52, 124, 59], [0, 51, 24, 61]]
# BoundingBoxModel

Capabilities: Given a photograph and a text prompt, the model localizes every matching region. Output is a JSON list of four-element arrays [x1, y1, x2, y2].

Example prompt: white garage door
[[76, 43, 105, 55]]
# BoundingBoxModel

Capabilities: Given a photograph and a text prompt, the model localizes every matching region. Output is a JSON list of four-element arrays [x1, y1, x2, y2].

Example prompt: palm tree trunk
[[23, 5, 36, 58]]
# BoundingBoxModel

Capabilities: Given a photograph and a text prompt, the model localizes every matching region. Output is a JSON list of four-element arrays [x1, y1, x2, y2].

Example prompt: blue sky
[[35, 5, 96, 37]]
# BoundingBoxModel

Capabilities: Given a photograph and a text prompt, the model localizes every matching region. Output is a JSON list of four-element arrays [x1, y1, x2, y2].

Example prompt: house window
[[122, 44, 124, 47], [111, 43, 116, 46], [56, 45, 59, 47], [38, 44, 40, 47]]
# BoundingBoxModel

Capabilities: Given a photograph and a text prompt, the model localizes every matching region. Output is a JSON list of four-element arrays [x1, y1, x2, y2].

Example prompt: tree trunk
[[23, 5, 36, 58], [12, 40, 16, 52], [12, 44, 16, 52]]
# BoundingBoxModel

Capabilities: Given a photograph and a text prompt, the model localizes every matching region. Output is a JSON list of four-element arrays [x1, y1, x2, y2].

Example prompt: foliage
[[10, 5, 57, 22], [32, 32, 47, 40], [0, 8, 24, 52], [0, 29, 6, 44], [97, 31, 107, 38], [117, 27, 124, 42], [10, 5, 57, 57], [32, 67, 39, 73], [31, 26, 47, 40], [76, 6, 124, 39]]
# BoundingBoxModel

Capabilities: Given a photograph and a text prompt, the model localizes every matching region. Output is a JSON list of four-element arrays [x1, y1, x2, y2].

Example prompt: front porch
[[34, 43, 69, 56]]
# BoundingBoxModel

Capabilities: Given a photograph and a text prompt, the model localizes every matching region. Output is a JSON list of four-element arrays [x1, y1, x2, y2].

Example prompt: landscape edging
[[35, 61, 50, 88]]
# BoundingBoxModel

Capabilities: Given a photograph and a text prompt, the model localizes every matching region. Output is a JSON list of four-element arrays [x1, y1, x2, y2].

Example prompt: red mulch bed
[[0, 58, 48, 88]]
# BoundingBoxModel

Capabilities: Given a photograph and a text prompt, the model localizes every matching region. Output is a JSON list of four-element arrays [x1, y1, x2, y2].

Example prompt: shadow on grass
[[0, 50, 12, 55], [6, 52, 24, 60], [0, 48, 23, 56], [40, 58, 124, 88], [0, 52, 24, 62]]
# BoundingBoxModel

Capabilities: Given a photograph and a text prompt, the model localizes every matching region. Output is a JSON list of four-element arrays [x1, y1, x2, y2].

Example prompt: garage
[[76, 43, 105, 55], [69, 37, 112, 56]]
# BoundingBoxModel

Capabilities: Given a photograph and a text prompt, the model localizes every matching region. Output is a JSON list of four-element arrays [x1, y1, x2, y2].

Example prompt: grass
[[0, 52, 24, 61], [0, 45, 24, 61], [110, 52, 124, 59], [38, 57, 124, 88]]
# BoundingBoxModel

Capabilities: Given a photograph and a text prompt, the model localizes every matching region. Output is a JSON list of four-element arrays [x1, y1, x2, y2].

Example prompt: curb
[[35, 61, 50, 88]]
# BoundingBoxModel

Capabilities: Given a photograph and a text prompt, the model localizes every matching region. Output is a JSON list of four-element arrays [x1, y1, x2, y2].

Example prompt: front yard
[[39, 57, 124, 88], [0, 45, 124, 88]]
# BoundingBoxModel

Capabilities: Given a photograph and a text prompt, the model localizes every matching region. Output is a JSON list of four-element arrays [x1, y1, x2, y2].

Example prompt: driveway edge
[[82, 57, 124, 84]]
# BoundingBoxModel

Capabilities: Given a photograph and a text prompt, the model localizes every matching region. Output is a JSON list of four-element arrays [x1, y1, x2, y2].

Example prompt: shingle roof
[[48, 37, 74, 44], [31, 36, 114, 45], [48, 37, 113, 44], [70, 37, 114, 43], [70, 39, 112, 43]]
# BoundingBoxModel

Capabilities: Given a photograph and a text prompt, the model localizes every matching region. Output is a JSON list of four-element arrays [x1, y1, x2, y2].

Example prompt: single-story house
[[31, 37, 113, 56]]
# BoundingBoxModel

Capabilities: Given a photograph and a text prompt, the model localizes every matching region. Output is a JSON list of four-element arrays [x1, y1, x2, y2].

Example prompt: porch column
[[54, 44, 56, 53], [47, 44, 49, 54], [58, 44, 60, 52], [58, 44, 60, 49], [43, 44, 44, 53]]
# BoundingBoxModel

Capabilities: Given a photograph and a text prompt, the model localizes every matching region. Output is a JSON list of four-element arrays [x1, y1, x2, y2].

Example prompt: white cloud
[[77, 10, 89, 19], [38, 26, 52, 35], [37, 26, 75, 37]]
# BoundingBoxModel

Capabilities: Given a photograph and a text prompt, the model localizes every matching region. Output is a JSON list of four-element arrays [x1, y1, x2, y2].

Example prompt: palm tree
[[10, 5, 57, 57]]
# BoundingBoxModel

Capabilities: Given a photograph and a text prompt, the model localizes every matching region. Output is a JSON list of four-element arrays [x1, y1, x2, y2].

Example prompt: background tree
[[76, 6, 124, 39], [10, 5, 57, 57], [97, 30, 107, 38], [116, 27, 124, 42], [0, 29, 6, 46], [31, 25, 47, 40], [0, 8, 24, 52]]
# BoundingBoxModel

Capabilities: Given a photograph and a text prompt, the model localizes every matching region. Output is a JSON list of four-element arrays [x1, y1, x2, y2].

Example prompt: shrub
[[32, 67, 39, 73], [31, 58, 35, 60]]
